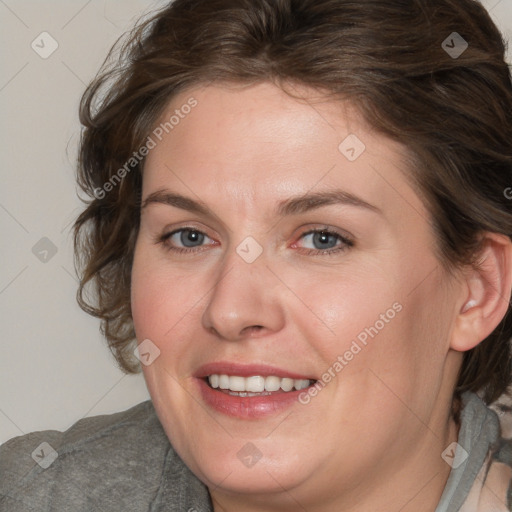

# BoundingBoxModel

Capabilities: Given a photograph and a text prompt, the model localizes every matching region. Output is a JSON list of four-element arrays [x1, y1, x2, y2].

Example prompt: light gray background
[[1, 0, 512, 445]]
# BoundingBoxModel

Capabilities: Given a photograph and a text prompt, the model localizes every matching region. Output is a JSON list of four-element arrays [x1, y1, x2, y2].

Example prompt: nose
[[201, 244, 286, 341]]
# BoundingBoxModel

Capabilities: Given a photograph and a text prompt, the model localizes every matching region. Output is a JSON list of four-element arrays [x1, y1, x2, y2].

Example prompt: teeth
[[280, 378, 294, 392], [295, 379, 310, 391], [229, 376, 245, 392], [265, 376, 281, 392], [207, 374, 314, 393], [246, 376, 265, 392], [219, 374, 230, 389], [209, 374, 219, 388]]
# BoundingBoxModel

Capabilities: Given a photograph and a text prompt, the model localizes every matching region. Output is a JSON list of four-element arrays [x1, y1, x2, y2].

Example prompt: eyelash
[[155, 226, 354, 257]]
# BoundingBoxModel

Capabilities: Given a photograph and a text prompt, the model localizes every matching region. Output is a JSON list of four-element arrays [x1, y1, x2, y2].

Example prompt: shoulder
[[0, 401, 174, 511], [0, 400, 164, 469]]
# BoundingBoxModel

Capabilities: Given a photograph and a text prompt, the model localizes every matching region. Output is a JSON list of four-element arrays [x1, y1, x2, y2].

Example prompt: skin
[[130, 82, 512, 511]]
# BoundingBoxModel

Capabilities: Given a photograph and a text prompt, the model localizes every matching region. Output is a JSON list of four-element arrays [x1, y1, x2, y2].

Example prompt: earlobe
[[451, 233, 512, 352]]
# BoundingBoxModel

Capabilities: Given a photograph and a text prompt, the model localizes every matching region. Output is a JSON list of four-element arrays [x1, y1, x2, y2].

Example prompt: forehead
[[142, 82, 427, 223]]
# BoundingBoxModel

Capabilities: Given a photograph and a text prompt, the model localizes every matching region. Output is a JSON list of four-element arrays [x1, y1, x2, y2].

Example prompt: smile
[[195, 362, 319, 418], [207, 374, 314, 395]]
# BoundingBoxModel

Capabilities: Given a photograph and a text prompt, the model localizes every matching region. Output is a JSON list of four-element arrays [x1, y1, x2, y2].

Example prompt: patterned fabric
[[436, 391, 512, 511], [459, 444, 512, 511], [479, 389, 512, 511]]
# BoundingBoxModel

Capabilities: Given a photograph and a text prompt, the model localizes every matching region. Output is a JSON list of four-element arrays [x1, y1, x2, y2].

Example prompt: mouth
[[205, 374, 317, 397], [195, 363, 319, 419]]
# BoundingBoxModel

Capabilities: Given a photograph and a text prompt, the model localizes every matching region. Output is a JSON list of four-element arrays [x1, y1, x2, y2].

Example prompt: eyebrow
[[141, 188, 382, 217]]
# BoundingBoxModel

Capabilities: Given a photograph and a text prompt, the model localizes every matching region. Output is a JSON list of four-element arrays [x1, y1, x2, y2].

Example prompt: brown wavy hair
[[73, 0, 512, 405]]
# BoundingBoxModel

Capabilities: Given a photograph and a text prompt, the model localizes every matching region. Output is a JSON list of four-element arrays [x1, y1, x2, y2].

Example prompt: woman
[[1, 0, 511, 510]]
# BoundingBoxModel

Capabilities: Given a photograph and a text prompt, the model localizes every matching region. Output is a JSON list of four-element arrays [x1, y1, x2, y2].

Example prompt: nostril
[[243, 325, 264, 335]]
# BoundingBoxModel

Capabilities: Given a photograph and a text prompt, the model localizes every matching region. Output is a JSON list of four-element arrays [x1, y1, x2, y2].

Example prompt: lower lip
[[197, 378, 310, 419]]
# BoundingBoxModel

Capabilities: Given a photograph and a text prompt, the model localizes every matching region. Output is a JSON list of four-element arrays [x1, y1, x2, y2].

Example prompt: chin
[[191, 452, 307, 496]]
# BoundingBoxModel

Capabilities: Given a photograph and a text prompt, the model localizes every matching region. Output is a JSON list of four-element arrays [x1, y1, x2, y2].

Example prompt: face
[[131, 82, 462, 508]]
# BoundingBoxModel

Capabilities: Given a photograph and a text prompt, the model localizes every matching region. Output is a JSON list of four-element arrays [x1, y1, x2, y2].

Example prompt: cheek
[[130, 245, 219, 399], [131, 268, 167, 341], [289, 265, 404, 357], [130, 246, 185, 349], [299, 257, 451, 397], [351, 272, 455, 413]]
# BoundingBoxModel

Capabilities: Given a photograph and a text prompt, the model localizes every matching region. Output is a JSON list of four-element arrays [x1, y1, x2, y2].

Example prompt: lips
[[195, 362, 316, 381], [194, 362, 318, 419]]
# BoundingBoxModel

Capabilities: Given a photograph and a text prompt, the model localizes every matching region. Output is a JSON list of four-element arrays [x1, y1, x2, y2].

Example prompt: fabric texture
[[0, 402, 212, 512], [0, 391, 510, 511], [435, 392, 511, 511]]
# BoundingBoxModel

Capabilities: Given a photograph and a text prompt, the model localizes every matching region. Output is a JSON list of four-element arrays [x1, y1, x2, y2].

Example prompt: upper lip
[[195, 362, 316, 381]]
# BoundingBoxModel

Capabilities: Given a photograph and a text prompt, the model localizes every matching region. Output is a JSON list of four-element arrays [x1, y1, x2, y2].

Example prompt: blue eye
[[292, 228, 354, 256], [159, 228, 214, 253], [157, 227, 353, 256], [300, 230, 343, 251]]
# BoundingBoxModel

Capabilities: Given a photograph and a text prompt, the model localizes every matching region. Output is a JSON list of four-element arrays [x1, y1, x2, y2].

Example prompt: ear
[[451, 232, 512, 352]]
